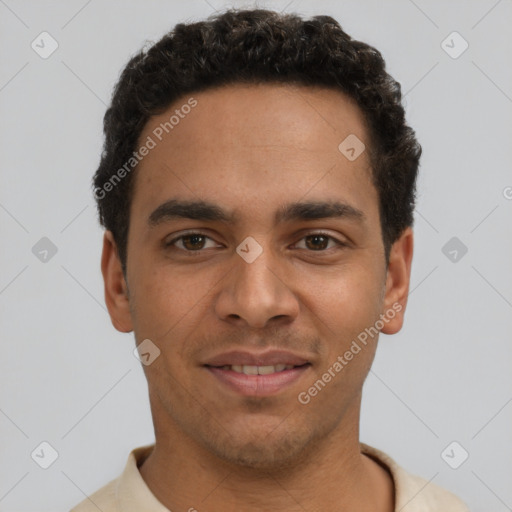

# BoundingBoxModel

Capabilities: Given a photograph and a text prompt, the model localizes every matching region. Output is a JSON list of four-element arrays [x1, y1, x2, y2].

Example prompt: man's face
[[104, 83, 410, 469]]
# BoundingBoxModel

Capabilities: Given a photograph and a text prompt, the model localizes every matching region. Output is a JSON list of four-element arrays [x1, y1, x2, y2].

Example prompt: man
[[71, 8, 470, 512]]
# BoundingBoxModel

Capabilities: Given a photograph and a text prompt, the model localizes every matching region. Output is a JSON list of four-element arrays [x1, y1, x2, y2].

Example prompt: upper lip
[[204, 349, 311, 367]]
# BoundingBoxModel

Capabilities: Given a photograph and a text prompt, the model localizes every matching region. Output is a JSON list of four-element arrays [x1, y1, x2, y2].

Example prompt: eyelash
[[164, 231, 347, 255]]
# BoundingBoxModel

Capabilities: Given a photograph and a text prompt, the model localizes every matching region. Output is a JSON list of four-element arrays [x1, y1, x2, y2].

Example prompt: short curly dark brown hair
[[93, 8, 421, 273]]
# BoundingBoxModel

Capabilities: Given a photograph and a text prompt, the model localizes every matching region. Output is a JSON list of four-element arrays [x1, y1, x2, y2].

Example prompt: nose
[[214, 242, 300, 329]]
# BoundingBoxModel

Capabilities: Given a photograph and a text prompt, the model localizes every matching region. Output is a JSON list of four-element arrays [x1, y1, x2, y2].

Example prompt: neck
[[139, 395, 394, 512]]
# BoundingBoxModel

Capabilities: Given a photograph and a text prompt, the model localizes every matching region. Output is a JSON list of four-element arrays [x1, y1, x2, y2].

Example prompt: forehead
[[142, 83, 368, 151], [131, 83, 377, 226]]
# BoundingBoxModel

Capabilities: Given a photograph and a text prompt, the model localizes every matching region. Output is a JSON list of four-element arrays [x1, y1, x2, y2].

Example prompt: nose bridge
[[233, 237, 283, 302], [215, 237, 298, 327], [237, 241, 277, 287]]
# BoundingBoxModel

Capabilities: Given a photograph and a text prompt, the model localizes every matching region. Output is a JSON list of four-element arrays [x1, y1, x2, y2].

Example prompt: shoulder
[[396, 468, 470, 511], [68, 444, 156, 512], [69, 477, 118, 512], [360, 442, 470, 512]]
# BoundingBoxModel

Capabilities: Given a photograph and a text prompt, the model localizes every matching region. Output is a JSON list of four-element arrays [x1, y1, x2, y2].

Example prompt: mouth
[[214, 363, 298, 374], [204, 363, 312, 396]]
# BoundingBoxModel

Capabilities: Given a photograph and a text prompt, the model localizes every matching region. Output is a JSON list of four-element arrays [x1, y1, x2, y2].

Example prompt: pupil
[[308, 235, 327, 250], [186, 235, 203, 249]]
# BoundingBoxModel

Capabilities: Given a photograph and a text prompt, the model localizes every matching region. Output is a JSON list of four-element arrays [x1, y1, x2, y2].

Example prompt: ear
[[380, 226, 414, 335], [101, 230, 133, 333]]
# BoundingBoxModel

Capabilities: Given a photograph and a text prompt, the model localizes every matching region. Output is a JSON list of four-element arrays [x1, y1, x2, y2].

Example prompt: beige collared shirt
[[70, 443, 470, 511]]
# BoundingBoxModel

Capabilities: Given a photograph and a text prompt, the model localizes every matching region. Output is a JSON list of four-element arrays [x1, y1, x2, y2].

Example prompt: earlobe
[[101, 231, 133, 333], [380, 227, 414, 335]]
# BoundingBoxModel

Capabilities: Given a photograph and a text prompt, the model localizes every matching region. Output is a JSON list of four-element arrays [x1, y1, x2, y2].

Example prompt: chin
[[217, 442, 301, 470], [201, 424, 319, 471]]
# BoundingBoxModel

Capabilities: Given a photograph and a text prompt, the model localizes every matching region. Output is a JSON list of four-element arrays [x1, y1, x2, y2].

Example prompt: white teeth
[[257, 365, 276, 375], [224, 364, 295, 375]]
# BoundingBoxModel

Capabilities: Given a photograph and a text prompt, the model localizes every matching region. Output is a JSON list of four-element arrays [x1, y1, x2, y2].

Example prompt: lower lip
[[206, 365, 311, 396]]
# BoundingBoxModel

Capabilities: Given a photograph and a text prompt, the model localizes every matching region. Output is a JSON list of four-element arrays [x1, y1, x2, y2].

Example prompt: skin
[[101, 83, 413, 512]]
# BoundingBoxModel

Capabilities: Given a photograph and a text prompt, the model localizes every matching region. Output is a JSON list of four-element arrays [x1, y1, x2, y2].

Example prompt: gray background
[[1, 0, 511, 510]]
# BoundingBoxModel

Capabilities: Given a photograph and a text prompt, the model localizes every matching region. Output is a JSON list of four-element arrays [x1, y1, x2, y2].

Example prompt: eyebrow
[[148, 198, 366, 227]]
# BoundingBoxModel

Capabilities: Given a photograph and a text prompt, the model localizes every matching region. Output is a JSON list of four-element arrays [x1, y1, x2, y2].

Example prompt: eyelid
[[293, 230, 348, 249], [164, 230, 221, 248]]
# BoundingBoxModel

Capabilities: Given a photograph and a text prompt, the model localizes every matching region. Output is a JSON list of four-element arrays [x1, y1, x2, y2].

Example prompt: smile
[[205, 363, 311, 396], [217, 364, 295, 375]]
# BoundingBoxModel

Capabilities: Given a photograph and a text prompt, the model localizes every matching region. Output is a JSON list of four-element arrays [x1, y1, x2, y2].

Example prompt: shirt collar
[[116, 443, 171, 512]]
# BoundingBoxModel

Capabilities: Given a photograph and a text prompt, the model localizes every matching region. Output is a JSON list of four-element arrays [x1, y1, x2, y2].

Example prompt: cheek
[[297, 271, 383, 410], [129, 267, 191, 340], [302, 261, 384, 333], [130, 266, 216, 370]]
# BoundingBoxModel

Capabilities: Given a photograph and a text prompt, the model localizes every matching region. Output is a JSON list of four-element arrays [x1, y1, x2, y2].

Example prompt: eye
[[164, 231, 347, 255], [165, 232, 220, 253], [294, 232, 346, 252]]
